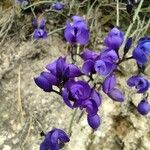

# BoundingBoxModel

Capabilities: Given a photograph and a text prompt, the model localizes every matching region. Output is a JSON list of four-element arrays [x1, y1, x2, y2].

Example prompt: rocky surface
[[0, 34, 150, 150]]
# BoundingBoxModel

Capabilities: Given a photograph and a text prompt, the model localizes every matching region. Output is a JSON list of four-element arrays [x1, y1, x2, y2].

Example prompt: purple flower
[[102, 74, 124, 102], [40, 128, 70, 150], [64, 16, 89, 45], [137, 100, 150, 115], [127, 75, 149, 93], [46, 57, 82, 81], [52, 2, 64, 11], [132, 37, 150, 65], [87, 114, 101, 130], [33, 19, 47, 40], [62, 80, 91, 108], [81, 49, 118, 76], [81, 49, 99, 75], [94, 49, 118, 77], [104, 27, 124, 50], [33, 29, 47, 40], [62, 80, 101, 108], [94, 60, 116, 77], [34, 57, 82, 92]]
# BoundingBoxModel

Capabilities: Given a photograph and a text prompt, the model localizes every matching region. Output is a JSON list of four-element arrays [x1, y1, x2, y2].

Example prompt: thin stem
[[76, 111, 84, 123], [51, 89, 61, 95], [87, 74, 94, 83], [28, 0, 36, 18], [22, 1, 53, 10], [48, 27, 65, 35], [116, 0, 120, 27], [124, 0, 144, 40], [117, 56, 133, 65], [68, 108, 78, 136]]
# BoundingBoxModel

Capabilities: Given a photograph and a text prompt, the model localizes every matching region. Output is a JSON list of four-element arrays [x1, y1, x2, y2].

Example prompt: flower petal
[[62, 88, 74, 108], [64, 22, 76, 44], [34, 75, 52, 92], [91, 89, 102, 107], [68, 64, 82, 78], [76, 27, 89, 45], [95, 60, 116, 77], [132, 46, 148, 65], [82, 60, 95, 75], [41, 71, 58, 85], [80, 49, 98, 61], [102, 74, 116, 94]]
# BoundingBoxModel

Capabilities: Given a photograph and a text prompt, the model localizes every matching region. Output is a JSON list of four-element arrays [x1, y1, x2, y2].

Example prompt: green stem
[[22, 1, 54, 10], [68, 108, 78, 136], [116, 0, 120, 27], [76, 111, 84, 123], [48, 27, 65, 35], [124, 0, 144, 40]]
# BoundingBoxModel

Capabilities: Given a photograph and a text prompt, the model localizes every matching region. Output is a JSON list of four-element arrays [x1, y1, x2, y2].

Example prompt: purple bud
[[39, 19, 46, 29], [108, 88, 124, 102], [102, 74, 116, 94], [87, 114, 101, 130], [124, 37, 132, 56], [52, 2, 64, 11], [34, 74, 52, 92], [104, 27, 124, 50], [137, 100, 150, 115], [82, 60, 95, 75]]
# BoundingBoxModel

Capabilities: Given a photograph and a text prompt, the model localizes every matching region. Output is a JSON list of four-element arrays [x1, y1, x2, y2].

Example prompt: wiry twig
[[17, 64, 24, 124]]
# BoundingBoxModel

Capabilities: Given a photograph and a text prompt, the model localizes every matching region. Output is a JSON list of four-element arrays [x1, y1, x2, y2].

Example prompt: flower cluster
[[33, 14, 150, 149], [62, 80, 101, 129]]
